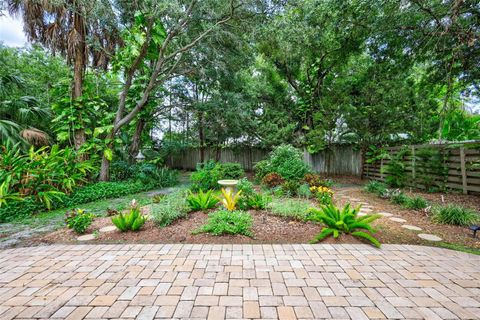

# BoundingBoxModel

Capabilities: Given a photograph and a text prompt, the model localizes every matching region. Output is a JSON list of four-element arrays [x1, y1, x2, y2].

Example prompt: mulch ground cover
[[22, 180, 480, 252]]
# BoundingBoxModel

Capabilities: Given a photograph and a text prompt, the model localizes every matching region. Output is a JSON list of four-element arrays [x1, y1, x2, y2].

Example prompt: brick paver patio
[[0, 244, 478, 319]]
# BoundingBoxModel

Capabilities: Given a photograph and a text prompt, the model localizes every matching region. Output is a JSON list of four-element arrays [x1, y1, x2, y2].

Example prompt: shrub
[[193, 210, 253, 237], [402, 196, 428, 210], [254, 160, 270, 182], [307, 204, 381, 247], [268, 198, 311, 221], [297, 184, 312, 198], [281, 180, 300, 196], [190, 161, 244, 191], [310, 186, 334, 205], [111, 200, 147, 232], [262, 173, 285, 188], [432, 204, 479, 226], [0, 166, 178, 223], [237, 178, 255, 197], [267, 145, 310, 181], [239, 192, 271, 210], [0, 180, 151, 222], [151, 190, 189, 227], [255, 145, 310, 182], [65, 208, 94, 234], [220, 162, 245, 179], [110, 161, 179, 187], [187, 190, 219, 211], [364, 181, 387, 196], [0, 144, 95, 198]]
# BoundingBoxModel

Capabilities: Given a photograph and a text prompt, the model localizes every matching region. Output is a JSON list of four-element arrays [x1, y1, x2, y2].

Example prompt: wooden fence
[[166, 145, 362, 175], [166, 148, 269, 171], [363, 141, 480, 194]]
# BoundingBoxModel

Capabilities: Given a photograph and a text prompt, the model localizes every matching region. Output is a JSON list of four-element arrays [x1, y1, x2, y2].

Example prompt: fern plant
[[307, 203, 382, 247], [187, 189, 219, 211], [219, 188, 242, 211], [111, 200, 147, 232]]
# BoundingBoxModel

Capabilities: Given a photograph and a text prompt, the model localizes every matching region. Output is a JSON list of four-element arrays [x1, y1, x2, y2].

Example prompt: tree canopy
[[1, 0, 479, 179]]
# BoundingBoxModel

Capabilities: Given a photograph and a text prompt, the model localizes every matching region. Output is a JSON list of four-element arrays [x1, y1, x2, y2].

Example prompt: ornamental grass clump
[[307, 203, 381, 247], [432, 204, 479, 226]]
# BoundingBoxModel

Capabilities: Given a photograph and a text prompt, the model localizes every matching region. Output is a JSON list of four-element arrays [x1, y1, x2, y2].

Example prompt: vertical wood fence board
[[362, 141, 480, 194], [167, 145, 361, 175]]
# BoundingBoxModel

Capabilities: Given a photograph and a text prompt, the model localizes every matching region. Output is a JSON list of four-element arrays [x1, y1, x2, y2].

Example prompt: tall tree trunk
[[72, 10, 87, 153], [99, 153, 111, 181], [198, 111, 205, 163], [129, 118, 146, 163]]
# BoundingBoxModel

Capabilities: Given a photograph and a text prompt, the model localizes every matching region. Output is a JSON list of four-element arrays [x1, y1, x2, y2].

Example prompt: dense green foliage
[[307, 204, 381, 247], [193, 210, 253, 237], [190, 161, 245, 191], [64, 208, 94, 234], [236, 178, 271, 210], [432, 204, 479, 226], [0, 177, 177, 222]]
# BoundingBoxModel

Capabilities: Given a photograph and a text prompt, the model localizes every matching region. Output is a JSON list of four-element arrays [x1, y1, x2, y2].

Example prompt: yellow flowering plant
[[309, 186, 334, 205]]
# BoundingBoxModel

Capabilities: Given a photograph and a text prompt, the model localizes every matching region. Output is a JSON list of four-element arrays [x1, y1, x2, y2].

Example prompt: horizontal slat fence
[[363, 141, 480, 194], [166, 145, 361, 175]]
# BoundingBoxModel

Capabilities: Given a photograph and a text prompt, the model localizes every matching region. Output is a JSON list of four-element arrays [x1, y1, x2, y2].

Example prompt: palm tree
[[7, 0, 119, 151], [0, 74, 50, 145]]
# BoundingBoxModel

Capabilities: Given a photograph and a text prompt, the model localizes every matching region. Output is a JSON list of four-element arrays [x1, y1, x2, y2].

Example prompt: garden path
[[0, 244, 478, 319]]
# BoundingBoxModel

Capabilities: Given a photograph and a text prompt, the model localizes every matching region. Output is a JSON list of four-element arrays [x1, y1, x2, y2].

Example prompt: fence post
[[460, 146, 468, 194], [411, 146, 416, 186], [380, 158, 384, 181]]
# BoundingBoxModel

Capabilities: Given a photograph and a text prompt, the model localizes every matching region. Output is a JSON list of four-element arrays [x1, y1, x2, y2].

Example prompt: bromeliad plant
[[111, 200, 147, 232], [307, 203, 382, 247], [219, 188, 242, 211], [187, 189, 219, 211]]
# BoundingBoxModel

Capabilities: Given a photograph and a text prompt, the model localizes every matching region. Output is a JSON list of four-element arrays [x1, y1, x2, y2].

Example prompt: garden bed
[[28, 210, 324, 245]]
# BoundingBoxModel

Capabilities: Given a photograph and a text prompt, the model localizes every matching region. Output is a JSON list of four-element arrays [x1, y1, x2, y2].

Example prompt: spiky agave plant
[[307, 203, 382, 247]]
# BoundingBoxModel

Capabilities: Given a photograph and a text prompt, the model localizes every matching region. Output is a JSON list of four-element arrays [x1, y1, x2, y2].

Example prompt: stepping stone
[[357, 202, 370, 205], [357, 212, 368, 216], [359, 208, 373, 213], [378, 212, 393, 217], [349, 198, 360, 201], [389, 217, 407, 223], [418, 233, 442, 242], [402, 225, 422, 231], [77, 234, 95, 241], [99, 226, 117, 233]]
